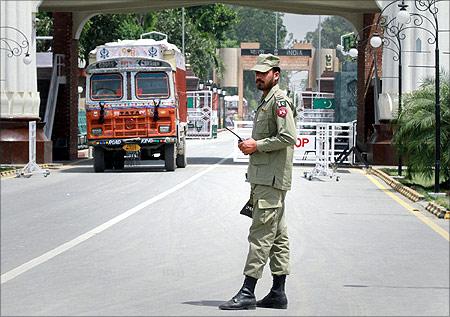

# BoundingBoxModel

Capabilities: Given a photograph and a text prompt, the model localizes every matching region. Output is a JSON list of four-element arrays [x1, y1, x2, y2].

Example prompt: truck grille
[[114, 117, 148, 137]]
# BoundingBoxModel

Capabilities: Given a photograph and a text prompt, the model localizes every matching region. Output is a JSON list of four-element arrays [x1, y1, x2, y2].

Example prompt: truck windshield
[[135, 72, 169, 99], [90, 73, 123, 100]]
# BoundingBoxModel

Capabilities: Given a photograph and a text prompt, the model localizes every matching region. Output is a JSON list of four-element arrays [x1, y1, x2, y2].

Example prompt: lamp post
[[375, 0, 443, 193], [337, 36, 381, 124], [370, 15, 406, 177], [0, 25, 32, 64]]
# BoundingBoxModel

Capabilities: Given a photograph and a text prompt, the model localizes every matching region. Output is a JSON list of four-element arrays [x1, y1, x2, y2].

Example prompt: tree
[[79, 14, 144, 62], [304, 16, 355, 49], [227, 7, 287, 49], [36, 12, 53, 52], [392, 72, 450, 186], [225, 7, 288, 112], [155, 5, 237, 79], [77, 5, 237, 80]]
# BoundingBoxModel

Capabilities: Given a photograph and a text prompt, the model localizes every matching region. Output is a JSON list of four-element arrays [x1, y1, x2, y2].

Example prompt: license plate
[[122, 144, 141, 152]]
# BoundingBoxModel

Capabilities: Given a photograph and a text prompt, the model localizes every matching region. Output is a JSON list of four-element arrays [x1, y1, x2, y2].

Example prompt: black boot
[[218, 276, 257, 310], [256, 274, 288, 309]]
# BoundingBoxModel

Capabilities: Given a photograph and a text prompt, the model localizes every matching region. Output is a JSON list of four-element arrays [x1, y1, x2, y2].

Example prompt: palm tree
[[393, 71, 449, 187]]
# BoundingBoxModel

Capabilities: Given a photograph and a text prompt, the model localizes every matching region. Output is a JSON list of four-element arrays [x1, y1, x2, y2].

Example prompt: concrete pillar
[[0, 0, 52, 164], [52, 12, 79, 161], [356, 13, 396, 165]]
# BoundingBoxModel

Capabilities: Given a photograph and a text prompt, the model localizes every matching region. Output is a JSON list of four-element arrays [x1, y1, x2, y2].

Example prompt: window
[[90, 73, 123, 100], [415, 38, 422, 52], [135, 72, 169, 99]]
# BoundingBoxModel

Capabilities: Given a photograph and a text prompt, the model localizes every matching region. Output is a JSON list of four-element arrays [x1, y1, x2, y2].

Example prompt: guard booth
[[186, 90, 218, 139]]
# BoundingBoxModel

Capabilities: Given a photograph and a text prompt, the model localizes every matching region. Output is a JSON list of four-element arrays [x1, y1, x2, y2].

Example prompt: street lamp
[[349, 48, 359, 58], [0, 26, 31, 64], [376, 0, 443, 193], [370, 35, 383, 49], [373, 15, 406, 177]]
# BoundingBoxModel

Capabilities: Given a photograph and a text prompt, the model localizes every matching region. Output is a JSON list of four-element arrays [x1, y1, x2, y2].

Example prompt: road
[[1, 132, 449, 316]]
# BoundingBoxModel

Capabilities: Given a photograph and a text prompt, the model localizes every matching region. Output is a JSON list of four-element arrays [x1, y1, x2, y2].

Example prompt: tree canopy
[[36, 5, 288, 108], [304, 16, 355, 49], [78, 5, 237, 80]]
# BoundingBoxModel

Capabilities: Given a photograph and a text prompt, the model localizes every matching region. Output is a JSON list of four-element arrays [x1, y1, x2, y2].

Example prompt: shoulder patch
[[276, 100, 287, 108], [276, 106, 288, 118]]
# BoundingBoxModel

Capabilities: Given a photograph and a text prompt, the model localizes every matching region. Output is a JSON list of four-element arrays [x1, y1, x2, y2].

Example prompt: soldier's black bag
[[240, 200, 253, 218]]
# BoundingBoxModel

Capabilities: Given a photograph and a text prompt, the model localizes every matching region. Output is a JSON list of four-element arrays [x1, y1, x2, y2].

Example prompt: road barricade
[[186, 91, 218, 139], [232, 120, 357, 165]]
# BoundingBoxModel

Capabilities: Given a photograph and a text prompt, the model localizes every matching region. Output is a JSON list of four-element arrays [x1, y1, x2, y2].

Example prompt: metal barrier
[[186, 91, 217, 139], [78, 109, 88, 149], [232, 120, 356, 165]]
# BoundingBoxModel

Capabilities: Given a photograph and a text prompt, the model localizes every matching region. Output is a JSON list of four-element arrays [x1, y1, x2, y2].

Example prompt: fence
[[232, 120, 356, 165], [186, 91, 217, 139], [78, 109, 88, 149]]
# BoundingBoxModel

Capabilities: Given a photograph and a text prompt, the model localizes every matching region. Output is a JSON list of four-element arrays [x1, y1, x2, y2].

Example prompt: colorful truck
[[85, 32, 187, 172]]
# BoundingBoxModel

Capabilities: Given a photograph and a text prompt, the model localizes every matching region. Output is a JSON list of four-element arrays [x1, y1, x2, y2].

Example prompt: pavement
[[1, 132, 449, 316]]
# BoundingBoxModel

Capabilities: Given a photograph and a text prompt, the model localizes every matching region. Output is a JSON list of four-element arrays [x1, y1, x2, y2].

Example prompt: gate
[[186, 91, 217, 139], [232, 120, 356, 165]]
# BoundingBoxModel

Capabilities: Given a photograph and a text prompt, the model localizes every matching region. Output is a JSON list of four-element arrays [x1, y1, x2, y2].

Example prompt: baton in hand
[[225, 127, 244, 142]]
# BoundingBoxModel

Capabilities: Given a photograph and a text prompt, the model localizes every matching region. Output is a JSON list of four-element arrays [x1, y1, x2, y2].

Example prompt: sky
[[283, 13, 323, 43], [282, 13, 328, 90]]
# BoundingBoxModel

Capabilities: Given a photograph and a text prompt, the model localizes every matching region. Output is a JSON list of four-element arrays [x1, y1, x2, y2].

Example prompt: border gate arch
[[238, 42, 315, 119]]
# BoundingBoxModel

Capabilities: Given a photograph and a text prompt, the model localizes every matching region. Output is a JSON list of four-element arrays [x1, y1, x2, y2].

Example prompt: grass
[[381, 168, 450, 210], [0, 166, 16, 172]]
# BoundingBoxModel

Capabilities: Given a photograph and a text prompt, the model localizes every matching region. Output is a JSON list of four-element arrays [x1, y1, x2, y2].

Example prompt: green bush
[[392, 71, 449, 187]]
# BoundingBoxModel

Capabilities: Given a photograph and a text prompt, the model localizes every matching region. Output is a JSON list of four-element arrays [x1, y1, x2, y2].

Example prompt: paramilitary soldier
[[219, 54, 297, 310]]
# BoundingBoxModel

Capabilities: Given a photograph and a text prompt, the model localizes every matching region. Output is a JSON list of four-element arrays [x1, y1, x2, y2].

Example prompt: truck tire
[[176, 139, 187, 168], [93, 147, 105, 173], [113, 151, 125, 170], [164, 143, 176, 172]]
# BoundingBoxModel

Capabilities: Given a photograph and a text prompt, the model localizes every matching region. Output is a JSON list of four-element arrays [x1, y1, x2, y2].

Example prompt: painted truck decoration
[[85, 32, 188, 172]]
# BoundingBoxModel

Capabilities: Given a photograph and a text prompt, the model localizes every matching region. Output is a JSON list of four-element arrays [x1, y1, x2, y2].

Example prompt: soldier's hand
[[238, 138, 257, 155]]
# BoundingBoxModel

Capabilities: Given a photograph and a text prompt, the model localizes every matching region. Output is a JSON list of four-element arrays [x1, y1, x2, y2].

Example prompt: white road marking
[[1, 154, 233, 284]]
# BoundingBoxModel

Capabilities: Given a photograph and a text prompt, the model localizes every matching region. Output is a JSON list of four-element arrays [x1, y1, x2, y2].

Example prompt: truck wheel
[[113, 151, 125, 170], [176, 139, 187, 168], [93, 147, 105, 173], [164, 143, 176, 172]]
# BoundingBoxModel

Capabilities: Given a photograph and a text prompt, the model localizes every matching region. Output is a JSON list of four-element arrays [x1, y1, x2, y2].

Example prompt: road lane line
[[360, 170, 449, 241], [1, 154, 233, 284]]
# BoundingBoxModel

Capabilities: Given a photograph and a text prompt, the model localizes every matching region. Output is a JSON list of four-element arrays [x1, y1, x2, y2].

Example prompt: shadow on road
[[182, 300, 225, 307], [56, 157, 248, 173]]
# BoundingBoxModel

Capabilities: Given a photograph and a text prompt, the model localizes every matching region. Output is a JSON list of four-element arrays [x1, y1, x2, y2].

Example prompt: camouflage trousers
[[243, 184, 290, 279]]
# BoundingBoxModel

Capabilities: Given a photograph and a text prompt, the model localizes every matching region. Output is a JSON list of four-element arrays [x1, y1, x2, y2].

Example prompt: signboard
[[313, 98, 335, 109], [241, 49, 312, 57], [29, 121, 36, 163], [96, 45, 162, 60], [294, 135, 316, 160], [341, 32, 357, 52], [95, 59, 170, 69]]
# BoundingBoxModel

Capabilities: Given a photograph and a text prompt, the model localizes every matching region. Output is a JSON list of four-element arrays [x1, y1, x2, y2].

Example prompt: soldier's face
[[255, 69, 280, 91]]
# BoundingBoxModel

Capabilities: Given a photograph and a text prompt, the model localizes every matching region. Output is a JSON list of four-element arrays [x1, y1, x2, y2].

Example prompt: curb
[[0, 163, 64, 179], [368, 168, 424, 202], [367, 167, 449, 220], [0, 169, 20, 178], [425, 201, 450, 219]]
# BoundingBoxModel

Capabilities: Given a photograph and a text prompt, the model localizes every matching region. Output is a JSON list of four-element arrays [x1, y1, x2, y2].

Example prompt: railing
[[186, 90, 217, 139], [43, 54, 65, 139], [232, 120, 357, 165]]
